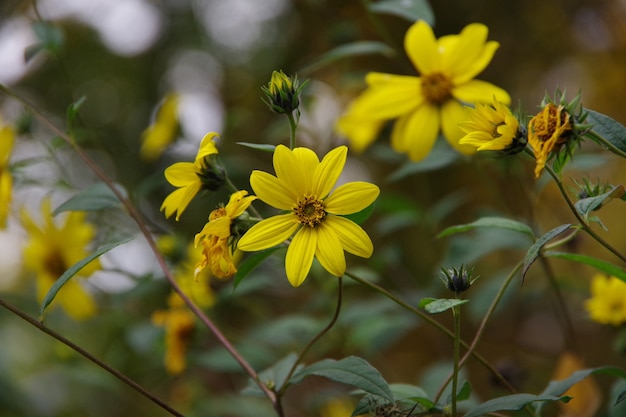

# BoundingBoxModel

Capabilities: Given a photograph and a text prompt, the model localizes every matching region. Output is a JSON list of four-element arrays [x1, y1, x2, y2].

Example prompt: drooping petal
[[391, 104, 440, 162], [348, 75, 423, 119], [225, 190, 257, 218], [325, 182, 380, 215], [285, 227, 317, 287], [164, 162, 198, 187], [404, 20, 441, 74], [195, 216, 231, 243], [237, 213, 299, 251], [161, 181, 201, 220], [441, 99, 476, 155], [195, 132, 219, 161], [250, 170, 297, 210], [314, 222, 346, 277], [313, 146, 347, 198], [452, 80, 511, 106], [325, 215, 373, 258], [273, 145, 318, 196]]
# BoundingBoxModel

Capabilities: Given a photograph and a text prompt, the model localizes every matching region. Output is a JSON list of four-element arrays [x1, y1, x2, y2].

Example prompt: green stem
[[451, 303, 461, 417], [278, 276, 344, 397], [0, 298, 184, 417], [0, 84, 277, 407], [287, 111, 298, 149], [344, 271, 516, 393]]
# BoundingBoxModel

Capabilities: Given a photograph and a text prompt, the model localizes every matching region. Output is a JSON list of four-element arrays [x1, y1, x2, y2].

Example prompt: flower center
[[294, 195, 326, 227], [44, 250, 67, 279], [421, 72, 454, 105]]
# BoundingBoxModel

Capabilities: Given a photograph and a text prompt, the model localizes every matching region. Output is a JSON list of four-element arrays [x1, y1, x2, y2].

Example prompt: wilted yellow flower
[[21, 199, 99, 320], [459, 98, 525, 153], [527, 103, 572, 178], [161, 132, 224, 220], [237, 145, 379, 287], [585, 274, 626, 326], [0, 118, 15, 229], [140, 93, 179, 161], [194, 190, 256, 279], [337, 20, 510, 161]]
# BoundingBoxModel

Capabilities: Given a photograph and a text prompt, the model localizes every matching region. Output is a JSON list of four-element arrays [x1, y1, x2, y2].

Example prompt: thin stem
[[344, 271, 516, 393], [544, 163, 626, 264], [278, 276, 344, 397], [0, 84, 276, 406], [287, 111, 298, 149], [0, 298, 184, 417], [451, 303, 461, 417]]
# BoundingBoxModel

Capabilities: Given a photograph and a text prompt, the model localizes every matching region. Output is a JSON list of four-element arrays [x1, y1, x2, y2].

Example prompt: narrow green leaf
[[342, 202, 376, 225], [419, 298, 468, 314], [585, 108, 626, 157], [299, 41, 395, 74], [233, 246, 282, 289], [40, 236, 135, 319], [53, 182, 127, 215], [67, 95, 87, 128], [457, 380, 472, 401], [368, 0, 435, 24], [236, 142, 276, 152], [521, 224, 572, 283], [544, 251, 626, 283], [463, 393, 570, 417], [291, 356, 394, 402], [575, 185, 625, 219], [437, 216, 535, 239]]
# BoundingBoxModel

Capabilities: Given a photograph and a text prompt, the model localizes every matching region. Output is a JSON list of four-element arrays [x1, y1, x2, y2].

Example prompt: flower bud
[[197, 154, 226, 192], [440, 265, 478, 294], [261, 70, 307, 114]]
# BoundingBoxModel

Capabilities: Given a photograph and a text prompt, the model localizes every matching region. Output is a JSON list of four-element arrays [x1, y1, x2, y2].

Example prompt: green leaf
[[419, 298, 468, 314], [368, 0, 435, 24], [544, 251, 626, 282], [575, 185, 625, 219], [241, 353, 301, 396], [463, 394, 570, 417], [40, 236, 135, 319], [236, 142, 276, 152], [457, 380, 472, 402], [67, 95, 87, 129], [342, 202, 376, 225], [585, 108, 626, 158], [521, 224, 572, 283], [233, 246, 282, 289], [437, 216, 535, 239], [291, 356, 394, 402], [299, 41, 395, 74], [53, 182, 127, 215]]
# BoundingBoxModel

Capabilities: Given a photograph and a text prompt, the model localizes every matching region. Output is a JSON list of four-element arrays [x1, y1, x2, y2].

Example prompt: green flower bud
[[261, 70, 308, 114], [440, 265, 478, 294]]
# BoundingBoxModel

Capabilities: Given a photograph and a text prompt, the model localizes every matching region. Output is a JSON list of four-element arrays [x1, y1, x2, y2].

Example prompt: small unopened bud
[[440, 265, 478, 294], [261, 70, 308, 114]]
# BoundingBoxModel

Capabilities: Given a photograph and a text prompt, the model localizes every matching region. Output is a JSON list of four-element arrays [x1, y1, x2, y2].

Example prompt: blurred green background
[[1, 0, 626, 416]]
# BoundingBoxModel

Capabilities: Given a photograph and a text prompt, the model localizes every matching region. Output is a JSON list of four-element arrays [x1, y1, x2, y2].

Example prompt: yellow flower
[[237, 145, 380, 287], [21, 199, 99, 320], [161, 132, 224, 221], [585, 274, 626, 326], [151, 292, 196, 375], [320, 398, 361, 417], [194, 190, 256, 279], [459, 98, 524, 152], [0, 118, 15, 229], [140, 93, 180, 161], [527, 103, 572, 178], [337, 20, 510, 161]]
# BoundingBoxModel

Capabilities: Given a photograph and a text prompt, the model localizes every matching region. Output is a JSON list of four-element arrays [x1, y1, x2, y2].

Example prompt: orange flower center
[[294, 195, 326, 227], [421, 72, 454, 105]]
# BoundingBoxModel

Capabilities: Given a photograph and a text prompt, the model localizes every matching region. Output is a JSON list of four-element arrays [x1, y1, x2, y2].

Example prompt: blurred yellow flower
[[0, 118, 15, 229], [459, 98, 523, 152], [161, 132, 224, 221], [140, 93, 179, 161], [194, 190, 256, 279], [320, 398, 361, 417], [21, 199, 99, 320], [585, 274, 626, 326], [527, 103, 572, 178], [337, 20, 510, 161], [237, 145, 379, 287]]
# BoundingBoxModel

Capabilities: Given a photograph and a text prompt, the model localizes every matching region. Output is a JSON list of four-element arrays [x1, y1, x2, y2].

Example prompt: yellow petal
[[55, 279, 96, 320], [348, 75, 423, 119], [441, 99, 476, 155], [404, 20, 441, 74], [0, 125, 15, 165], [195, 216, 231, 242], [391, 104, 439, 161], [335, 114, 384, 153], [273, 145, 318, 196], [315, 222, 346, 277], [237, 214, 299, 251], [325, 182, 380, 215], [225, 190, 257, 218], [285, 227, 317, 287], [325, 215, 373, 258], [164, 162, 198, 187], [452, 41, 499, 85], [195, 132, 219, 161], [453, 80, 511, 105], [250, 170, 297, 210], [161, 182, 201, 220], [313, 146, 346, 198]]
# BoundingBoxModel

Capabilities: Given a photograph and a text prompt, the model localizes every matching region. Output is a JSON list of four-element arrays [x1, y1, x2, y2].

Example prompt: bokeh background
[[1, 0, 626, 416]]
